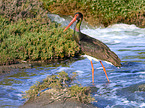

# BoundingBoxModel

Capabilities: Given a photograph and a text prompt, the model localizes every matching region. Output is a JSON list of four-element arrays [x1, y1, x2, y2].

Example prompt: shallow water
[[0, 13, 145, 108]]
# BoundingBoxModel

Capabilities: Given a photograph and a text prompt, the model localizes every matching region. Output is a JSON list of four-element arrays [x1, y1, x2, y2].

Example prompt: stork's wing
[[79, 33, 121, 67]]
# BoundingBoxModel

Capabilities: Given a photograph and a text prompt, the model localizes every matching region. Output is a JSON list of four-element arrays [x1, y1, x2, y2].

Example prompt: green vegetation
[[41, 0, 145, 27], [0, 0, 80, 65], [24, 71, 94, 103]]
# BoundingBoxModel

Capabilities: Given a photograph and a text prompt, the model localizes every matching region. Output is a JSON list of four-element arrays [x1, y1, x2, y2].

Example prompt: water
[[0, 13, 145, 108]]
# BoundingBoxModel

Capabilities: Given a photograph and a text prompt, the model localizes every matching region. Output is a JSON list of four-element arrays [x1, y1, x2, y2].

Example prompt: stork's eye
[[75, 14, 80, 20], [75, 14, 79, 18]]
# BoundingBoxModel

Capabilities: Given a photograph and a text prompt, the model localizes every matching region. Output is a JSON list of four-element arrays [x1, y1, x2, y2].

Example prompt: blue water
[[0, 14, 145, 108]]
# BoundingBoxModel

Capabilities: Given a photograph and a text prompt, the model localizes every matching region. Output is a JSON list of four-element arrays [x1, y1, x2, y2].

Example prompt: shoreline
[[0, 63, 32, 75]]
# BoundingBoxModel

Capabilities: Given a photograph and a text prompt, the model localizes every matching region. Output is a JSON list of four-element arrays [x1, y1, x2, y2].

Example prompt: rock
[[0, 63, 32, 75], [19, 93, 96, 108], [139, 84, 145, 92]]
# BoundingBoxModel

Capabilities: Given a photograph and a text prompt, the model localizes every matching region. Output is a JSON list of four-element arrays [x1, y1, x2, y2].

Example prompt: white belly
[[81, 54, 113, 65], [82, 54, 100, 62]]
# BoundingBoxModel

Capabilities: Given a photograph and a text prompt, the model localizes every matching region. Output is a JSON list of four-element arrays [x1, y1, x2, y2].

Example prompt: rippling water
[[0, 13, 145, 108]]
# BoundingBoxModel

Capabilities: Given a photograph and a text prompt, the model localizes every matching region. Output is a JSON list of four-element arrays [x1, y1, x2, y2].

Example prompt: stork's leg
[[99, 61, 110, 82], [90, 61, 94, 83]]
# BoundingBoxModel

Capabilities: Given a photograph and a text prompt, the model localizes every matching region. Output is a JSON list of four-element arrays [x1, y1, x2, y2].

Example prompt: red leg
[[90, 61, 94, 83], [100, 61, 110, 82]]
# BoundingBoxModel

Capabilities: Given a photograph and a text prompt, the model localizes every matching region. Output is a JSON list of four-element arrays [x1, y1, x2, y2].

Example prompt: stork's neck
[[74, 19, 82, 43], [74, 19, 82, 32]]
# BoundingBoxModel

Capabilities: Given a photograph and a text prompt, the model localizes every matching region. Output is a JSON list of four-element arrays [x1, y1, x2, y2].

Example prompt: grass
[[24, 71, 94, 104]]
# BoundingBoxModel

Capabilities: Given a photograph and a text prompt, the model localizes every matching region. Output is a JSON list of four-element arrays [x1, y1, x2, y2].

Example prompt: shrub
[[0, 0, 80, 65], [41, 0, 145, 27]]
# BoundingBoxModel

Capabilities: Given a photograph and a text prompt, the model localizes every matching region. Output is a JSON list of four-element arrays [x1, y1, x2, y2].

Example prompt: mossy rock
[[23, 71, 95, 104], [138, 84, 145, 92], [20, 93, 96, 108]]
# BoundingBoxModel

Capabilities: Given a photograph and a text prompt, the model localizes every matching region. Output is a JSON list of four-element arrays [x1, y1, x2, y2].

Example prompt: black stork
[[63, 12, 121, 83]]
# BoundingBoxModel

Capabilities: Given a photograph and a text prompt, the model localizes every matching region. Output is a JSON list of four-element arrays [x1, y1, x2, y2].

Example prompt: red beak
[[63, 15, 77, 32]]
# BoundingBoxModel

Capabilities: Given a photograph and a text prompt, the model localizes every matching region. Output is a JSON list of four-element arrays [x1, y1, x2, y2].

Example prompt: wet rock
[[0, 63, 32, 75], [19, 93, 96, 108], [138, 84, 145, 92]]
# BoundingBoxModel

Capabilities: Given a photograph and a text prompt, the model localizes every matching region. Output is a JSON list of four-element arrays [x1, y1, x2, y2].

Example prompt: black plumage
[[78, 32, 121, 67]]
